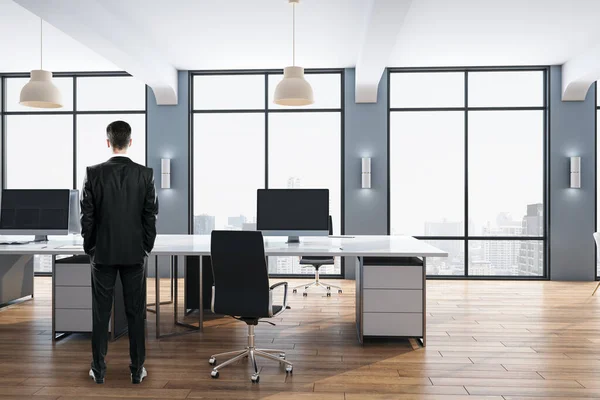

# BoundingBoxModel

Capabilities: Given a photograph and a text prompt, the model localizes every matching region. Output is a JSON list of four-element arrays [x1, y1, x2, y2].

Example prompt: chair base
[[208, 325, 293, 383], [292, 266, 342, 297]]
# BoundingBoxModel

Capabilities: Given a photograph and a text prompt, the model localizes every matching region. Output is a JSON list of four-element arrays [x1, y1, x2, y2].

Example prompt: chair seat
[[300, 257, 335, 266]]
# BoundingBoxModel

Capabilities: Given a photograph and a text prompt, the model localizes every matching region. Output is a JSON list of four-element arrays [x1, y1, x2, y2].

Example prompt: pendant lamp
[[19, 19, 63, 109], [273, 0, 314, 106]]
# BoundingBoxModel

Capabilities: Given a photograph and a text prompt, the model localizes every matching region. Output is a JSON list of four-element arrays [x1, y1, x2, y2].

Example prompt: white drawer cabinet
[[52, 256, 126, 340], [358, 257, 426, 344]]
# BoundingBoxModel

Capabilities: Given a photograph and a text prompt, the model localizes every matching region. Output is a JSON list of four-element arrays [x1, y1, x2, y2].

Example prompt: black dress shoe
[[131, 367, 147, 384], [89, 369, 105, 384]]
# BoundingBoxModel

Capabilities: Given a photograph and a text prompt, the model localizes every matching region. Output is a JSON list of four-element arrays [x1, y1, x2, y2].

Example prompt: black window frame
[[189, 69, 345, 278], [387, 66, 550, 280], [0, 71, 148, 276]]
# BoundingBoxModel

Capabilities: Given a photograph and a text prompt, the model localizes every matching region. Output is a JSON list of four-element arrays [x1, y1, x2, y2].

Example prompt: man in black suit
[[80, 120, 159, 384]]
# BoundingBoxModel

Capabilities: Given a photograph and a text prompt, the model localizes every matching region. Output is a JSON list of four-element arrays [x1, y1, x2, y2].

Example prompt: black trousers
[[91, 262, 146, 376]]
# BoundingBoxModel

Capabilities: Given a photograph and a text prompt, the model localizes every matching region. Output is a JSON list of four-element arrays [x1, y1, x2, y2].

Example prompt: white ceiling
[[2, 0, 600, 73]]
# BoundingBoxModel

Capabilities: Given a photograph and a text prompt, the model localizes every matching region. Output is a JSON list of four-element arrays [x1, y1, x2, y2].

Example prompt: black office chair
[[292, 215, 342, 297], [208, 230, 293, 383]]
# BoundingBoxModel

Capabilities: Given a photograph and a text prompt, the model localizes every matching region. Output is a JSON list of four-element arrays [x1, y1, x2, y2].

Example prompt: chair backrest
[[210, 230, 270, 318], [594, 232, 600, 258], [300, 216, 334, 263]]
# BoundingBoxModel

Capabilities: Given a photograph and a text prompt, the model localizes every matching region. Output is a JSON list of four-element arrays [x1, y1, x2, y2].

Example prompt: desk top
[[0, 234, 448, 258]]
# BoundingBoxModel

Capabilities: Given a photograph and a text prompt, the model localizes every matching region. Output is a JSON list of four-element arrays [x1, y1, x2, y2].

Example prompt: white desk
[[0, 234, 447, 344]]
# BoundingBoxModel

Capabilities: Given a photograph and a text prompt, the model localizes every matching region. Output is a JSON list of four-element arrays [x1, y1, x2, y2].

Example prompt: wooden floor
[[1, 279, 600, 399]]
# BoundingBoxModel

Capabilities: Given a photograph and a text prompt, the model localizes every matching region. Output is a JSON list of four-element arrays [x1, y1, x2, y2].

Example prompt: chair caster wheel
[[338, 290, 343, 294], [327, 286, 331, 290], [278, 353, 286, 360], [305, 286, 309, 289], [326, 292, 331, 297], [285, 365, 293, 374], [208, 357, 216, 365], [303, 293, 307, 297], [251, 374, 260, 383], [292, 289, 297, 294], [210, 370, 219, 379]]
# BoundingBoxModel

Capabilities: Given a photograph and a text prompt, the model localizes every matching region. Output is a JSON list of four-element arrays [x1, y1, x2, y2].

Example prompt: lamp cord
[[40, 18, 43, 70], [292, 2, 295, 66]]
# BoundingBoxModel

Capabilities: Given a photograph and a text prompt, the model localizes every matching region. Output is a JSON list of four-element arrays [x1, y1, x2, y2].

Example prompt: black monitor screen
[[257, 189, 329, 231], [0, 190, 70, 230]]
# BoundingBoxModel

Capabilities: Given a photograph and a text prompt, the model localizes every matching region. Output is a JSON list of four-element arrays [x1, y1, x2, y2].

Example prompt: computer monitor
[[0, 189, 80, 242], [257, 189, 329, 243]]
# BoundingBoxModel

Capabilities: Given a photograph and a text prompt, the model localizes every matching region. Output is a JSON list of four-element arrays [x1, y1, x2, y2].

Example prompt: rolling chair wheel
[[285, 365, 293, 374], [338, 290, 343, 294], [303, 292, 308, 297], [292, 289, 297, 294], [208, 357, 217, 365], [251, 374, 260, 383], [327, 286, 331, 290], [278, 353, 286, 360], [326, 292, 331, 297], [210, 370, 219, 379]]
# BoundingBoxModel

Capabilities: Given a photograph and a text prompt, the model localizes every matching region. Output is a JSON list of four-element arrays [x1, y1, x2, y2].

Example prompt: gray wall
[[343, 68, 389, 279], [146, 70, 189, 235], [146, 70, 189, 278], [549, 66, 597, 281]]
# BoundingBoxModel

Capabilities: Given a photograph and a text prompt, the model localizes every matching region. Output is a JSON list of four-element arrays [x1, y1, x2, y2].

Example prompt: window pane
[[193, 113, 264, 232], [468, 71, 544, 107], [5, 115, 73, 189], [193, 75, 264, 110], [77, 77, 146, 111], [5, 77, 74, 112], [469, 240, 543, 276], [76, 114, 146, 189], [390, 112, 464, 236], [424, 240, 465, 276], [268, 112, 341, 275], [390, 72, 464, 108], [268, 73, 341, 110], [468, 111, 543, 236]]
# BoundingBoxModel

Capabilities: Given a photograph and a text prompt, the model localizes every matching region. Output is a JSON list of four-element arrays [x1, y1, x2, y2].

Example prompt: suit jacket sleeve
[[80, 167, 96, 255], [142, 169, 159, 255]]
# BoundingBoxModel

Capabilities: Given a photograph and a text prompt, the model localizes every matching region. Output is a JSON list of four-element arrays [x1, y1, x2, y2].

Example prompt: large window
[[0, 73, 147, 273], [191, 71, 343, 275], [389, 69, 547, 277]]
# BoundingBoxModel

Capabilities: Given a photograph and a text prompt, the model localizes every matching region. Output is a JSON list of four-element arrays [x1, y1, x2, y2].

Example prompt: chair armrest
[[269, 281, 288, 312]]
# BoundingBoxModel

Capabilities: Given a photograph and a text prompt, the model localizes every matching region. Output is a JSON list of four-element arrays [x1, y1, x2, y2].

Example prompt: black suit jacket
[[80, 156, 159, 265]]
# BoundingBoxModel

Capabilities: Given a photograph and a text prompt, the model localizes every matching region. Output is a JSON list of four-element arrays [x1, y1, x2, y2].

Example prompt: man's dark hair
[[106, 120, 132, 150]]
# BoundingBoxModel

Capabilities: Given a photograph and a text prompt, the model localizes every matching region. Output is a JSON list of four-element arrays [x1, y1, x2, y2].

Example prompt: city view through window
[[192, 72, 343, 275], [390, 70, 546, 277]]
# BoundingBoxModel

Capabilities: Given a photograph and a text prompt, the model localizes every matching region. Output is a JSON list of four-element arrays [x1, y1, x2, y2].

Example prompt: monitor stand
[[33, 235, 48, 242], [286, 236, 300, 244]]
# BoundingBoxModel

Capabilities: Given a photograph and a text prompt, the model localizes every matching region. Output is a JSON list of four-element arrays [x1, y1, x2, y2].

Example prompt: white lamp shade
[[274, 66, 314, 106], [19, 70, 63, 109]]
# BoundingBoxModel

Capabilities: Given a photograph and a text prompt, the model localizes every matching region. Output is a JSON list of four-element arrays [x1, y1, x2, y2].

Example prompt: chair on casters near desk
[[292, 215, 342, 297], [208, 230, 293, 383]]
